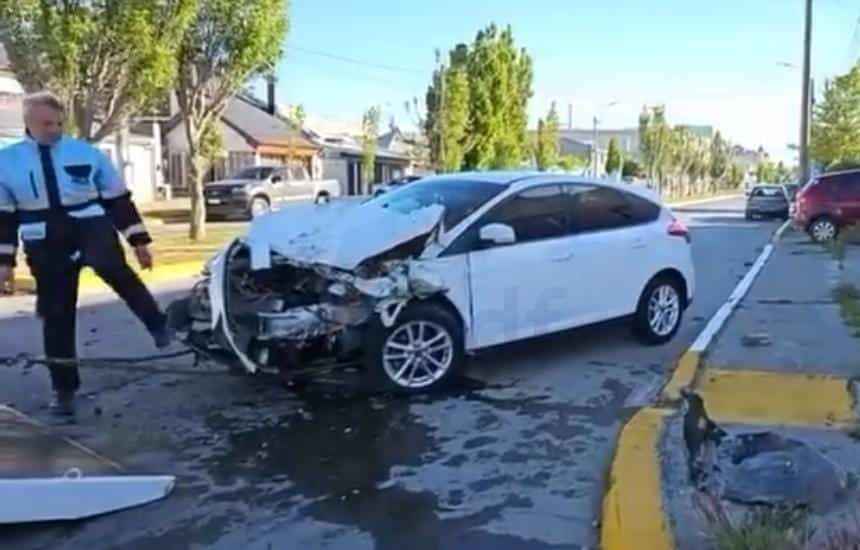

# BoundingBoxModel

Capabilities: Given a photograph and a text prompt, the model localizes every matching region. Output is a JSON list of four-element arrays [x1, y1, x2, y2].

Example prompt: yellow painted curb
[[14, 259, 203, 294], [697, 368, 855, 427], [661, 350, 700, 402], [601, 407, 673, 550]]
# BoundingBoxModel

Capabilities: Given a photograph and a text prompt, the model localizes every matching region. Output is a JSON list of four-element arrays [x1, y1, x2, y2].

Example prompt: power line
[[286, 44, 425, 75]]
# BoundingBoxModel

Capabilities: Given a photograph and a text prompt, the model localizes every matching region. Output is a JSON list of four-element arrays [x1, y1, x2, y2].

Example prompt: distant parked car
[[745, 184, 790, 220], [371, 175, 424, 197], [204, 165, 341, 220], [793, 169, 860, 242]]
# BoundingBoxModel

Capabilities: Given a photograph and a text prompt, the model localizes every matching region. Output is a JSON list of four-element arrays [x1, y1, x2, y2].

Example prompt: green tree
[[622, 158, 643, 179], [639, 105, 673, 193], [0, 0, 197, 141], [558, 154, 585, 171], [728, 162, 745, 189], [361, 106, 381, 188], [425, 25, 533, 171], [605, 137, 623, 175], [535, 102, 560, 170], [709, 131, 731, 191], [811, 64, 860, 168], [175, 0, 288, 240], [755, 160, 778, 182], [775, 161, 792, 183]]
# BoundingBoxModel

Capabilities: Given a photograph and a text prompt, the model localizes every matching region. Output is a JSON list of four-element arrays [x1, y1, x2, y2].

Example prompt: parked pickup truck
[[204, 165, 341, 220]]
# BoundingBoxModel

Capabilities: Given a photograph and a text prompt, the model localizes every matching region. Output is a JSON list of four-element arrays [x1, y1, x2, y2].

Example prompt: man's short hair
[[23, 91, 65, 115]]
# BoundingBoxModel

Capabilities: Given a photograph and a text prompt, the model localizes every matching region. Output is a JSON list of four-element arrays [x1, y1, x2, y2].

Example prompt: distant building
[[163, 88, 320, 192]]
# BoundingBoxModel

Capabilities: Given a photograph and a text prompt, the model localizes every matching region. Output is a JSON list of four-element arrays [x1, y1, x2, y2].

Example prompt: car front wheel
[[364, 302, 464, 393], [634, 276, 684, 345], [248, 196, 270, 219]]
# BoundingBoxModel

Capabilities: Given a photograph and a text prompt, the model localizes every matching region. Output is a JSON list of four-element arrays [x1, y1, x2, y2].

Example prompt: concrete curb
[[600, 218, 791, 550]]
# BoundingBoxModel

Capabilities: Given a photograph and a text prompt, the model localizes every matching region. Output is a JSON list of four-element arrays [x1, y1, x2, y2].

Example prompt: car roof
[[418, 170, 664, 202]]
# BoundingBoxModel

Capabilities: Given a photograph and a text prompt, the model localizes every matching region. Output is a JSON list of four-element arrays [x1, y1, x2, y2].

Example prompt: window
[[230, 166, 275, 180], [443, 185, 569, 255], [485, 185, 569, 242], [750, 186, 784, 198], [288, 166, 308, 181], [822, 172, 860, 196], [565, 185, 657, 232], [374, 178, 507, 229]]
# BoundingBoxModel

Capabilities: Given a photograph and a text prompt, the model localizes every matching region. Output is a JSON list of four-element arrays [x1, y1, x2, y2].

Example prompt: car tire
[[248, 196, 270, 219], [633, 275, 685, 345], [745, 211, 754, 221], [315, 192, 330, 205], [364, 301, 464, 393], [808, 216, 838, 242]]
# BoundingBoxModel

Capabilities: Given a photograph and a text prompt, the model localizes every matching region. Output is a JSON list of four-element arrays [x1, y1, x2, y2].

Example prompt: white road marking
[[689, 219, 791, 353]]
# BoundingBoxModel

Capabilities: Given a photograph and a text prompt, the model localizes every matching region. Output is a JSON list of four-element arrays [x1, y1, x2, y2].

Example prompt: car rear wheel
[[809, 216, 838, 242], [248, 196, 270, 219], [315, 192, 330, 204], [634, 275, 684, 345], [364, 302, 464, 393]]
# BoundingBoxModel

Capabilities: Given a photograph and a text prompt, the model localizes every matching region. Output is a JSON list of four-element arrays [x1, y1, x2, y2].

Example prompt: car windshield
[[375, 178, 507, 229], [230, 166, 275, 180]]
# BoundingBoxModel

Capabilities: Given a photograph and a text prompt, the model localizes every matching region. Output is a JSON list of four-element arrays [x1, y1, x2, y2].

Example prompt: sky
[[266, 0, 860, 163]]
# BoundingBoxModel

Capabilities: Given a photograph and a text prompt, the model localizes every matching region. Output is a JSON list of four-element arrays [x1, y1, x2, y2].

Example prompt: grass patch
[[703, 503, 811, 550], [833, 283, 860, 336]]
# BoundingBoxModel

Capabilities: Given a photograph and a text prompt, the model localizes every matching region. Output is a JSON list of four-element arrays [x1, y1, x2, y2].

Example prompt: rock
[[741, 332, 772, 347]]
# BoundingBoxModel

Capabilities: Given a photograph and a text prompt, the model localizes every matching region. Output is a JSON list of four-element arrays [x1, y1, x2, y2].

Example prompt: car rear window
[[751, 187, 784, 197], [565, 185, 660, 232]]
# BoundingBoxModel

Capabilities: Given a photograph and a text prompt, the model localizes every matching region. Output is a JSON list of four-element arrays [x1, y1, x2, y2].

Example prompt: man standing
[[0, 91, 172, 416]]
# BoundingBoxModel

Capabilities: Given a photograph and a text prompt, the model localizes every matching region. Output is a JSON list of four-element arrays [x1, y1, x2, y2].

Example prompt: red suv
[[793, 169, 860, 242]]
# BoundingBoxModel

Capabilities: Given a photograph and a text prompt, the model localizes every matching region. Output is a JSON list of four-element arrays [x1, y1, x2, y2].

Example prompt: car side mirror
[[479, 223, 516, 246]]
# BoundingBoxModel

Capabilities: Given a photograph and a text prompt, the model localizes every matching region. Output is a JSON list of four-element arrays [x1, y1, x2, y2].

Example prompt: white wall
[[322, 157, 349, 195], [99, 137, 157, 203]]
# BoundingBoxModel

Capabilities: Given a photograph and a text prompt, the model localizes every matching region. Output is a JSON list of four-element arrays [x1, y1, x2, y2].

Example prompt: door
[[464, 185, 580, 348], [833, 172, 860, 223], [284, 165, 314, 201], [267, 167, 290, 206], [564, 184, 662, 322]]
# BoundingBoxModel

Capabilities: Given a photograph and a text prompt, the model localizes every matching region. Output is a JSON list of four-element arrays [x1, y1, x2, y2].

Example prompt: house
[[0, 44, 163, 202], [317, 135, 413, 196], [377, 124, 430, 171], [163, 86, 320, 191]]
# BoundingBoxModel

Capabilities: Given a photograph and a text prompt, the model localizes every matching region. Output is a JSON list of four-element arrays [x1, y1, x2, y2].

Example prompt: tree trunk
[[188, 152, 207, 241]]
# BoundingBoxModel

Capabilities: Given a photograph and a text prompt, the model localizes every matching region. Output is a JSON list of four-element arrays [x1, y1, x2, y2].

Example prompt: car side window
[[290, 165, 309, 181], [442, 185, 568, 255], [271, 168, 287, 183], [565, 184, 655, 232]]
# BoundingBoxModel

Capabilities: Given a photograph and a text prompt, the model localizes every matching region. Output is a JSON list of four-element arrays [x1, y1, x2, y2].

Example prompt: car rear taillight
[[668, 218, 691, 243]]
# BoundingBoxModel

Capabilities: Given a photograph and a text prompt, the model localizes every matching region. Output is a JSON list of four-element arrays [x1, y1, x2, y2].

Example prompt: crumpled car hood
[[244, 200, 444, 271]]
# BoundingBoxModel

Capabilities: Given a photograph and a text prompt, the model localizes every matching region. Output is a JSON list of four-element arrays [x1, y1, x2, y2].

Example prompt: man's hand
[[134, 245, 154, 271], [0, 265, 14, 295]]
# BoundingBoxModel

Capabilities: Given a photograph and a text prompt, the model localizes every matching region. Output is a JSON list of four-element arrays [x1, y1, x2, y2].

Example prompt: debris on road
[[682, 391, 849, 511], [741, 332, 772, 347], [0, 405, 174, 524]]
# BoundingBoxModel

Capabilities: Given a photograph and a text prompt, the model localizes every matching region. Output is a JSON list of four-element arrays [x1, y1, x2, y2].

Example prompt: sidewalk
[[627, 226, 860, 549]]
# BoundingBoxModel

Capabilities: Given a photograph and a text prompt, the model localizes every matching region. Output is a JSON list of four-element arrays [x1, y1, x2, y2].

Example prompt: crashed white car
[[170, 172, 695, 392]]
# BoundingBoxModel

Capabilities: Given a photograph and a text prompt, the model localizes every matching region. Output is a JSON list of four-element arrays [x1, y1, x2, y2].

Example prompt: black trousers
[[24, 215, 165, 393]]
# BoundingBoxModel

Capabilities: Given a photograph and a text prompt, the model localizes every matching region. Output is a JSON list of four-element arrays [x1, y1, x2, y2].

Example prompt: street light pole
[[799, 0, 813, 183]]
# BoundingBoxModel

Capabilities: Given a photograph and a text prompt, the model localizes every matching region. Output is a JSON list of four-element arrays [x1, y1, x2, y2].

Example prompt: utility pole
[[592, 115, 599, 177], [799, 0, 813, 183]]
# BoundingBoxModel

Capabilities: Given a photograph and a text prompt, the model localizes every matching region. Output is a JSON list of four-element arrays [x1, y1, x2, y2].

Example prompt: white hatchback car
[[170, 172, 695, 392]]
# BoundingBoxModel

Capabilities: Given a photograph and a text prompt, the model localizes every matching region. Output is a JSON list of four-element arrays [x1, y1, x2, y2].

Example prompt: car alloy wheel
[[810, 218, 837, 242], [381, 320, 454, 389], [647, 284, 681, 338]]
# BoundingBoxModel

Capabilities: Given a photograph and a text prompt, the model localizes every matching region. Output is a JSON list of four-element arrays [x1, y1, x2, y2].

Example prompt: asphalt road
[[0, 196, 781, 550]]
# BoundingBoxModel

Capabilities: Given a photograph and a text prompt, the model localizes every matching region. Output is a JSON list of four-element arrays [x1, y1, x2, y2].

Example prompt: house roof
[[321, 136, 411, 163], [222, 94, 317, 150], [165, 93, 319, 151]]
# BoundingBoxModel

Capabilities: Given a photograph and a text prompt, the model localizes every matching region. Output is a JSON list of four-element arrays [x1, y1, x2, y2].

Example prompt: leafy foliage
[[0, 0, 198, 141], [175, 0, 288, 239], [361, 106, 381, 186], [535, 102, 560, 170], [558, 154, 585, 171], [425, 24, 533, 171], [812, 64, 860, 169], [605, 137, 622, 174]]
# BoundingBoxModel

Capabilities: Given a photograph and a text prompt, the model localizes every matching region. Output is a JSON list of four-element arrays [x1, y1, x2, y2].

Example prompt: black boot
[[49, 390, 76, 417]]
